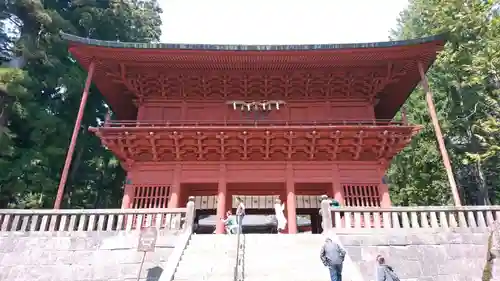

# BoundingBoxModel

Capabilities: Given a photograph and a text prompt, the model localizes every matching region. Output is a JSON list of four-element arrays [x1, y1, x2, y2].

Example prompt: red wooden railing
[[103, 119, 407, 128]]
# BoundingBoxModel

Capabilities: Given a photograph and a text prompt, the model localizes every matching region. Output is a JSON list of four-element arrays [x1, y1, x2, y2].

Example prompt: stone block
[[0, 237, 17, 253], [340, 230, 491, 281], [69, 236, 101, 251], [155, 234, 179, 248], [0, 266, 12, 281], [99, 234, 137, 250], [344, 246, 361, 260], [413, 277, 435, 281]]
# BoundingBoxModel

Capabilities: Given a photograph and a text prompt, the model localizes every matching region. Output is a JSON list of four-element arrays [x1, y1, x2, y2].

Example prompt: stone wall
[[336, 229, 490, 281], [0, 230, 182, 281]]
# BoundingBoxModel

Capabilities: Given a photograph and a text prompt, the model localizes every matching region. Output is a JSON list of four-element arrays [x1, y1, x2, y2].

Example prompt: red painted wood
[[55, 62, 95, 209], [77, 52, 430, 216], [123, 162, 388, 213], [62, 37, 449, 231], [136, 101, 374, 122]]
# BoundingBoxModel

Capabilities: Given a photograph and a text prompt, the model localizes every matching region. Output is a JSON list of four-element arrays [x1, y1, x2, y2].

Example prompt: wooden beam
[[417, 61, 461, 206]]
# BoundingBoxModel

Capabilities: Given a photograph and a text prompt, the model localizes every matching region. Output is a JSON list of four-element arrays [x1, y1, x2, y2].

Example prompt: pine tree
[[0, 0, 162, 208]]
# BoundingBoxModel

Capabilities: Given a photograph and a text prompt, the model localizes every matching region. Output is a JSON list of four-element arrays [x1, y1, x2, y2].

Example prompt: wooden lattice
[[342, 184, 381, 207], [338, 184, 382, 228], [129, 185, 172, 228], [130, 184, 171, 209]]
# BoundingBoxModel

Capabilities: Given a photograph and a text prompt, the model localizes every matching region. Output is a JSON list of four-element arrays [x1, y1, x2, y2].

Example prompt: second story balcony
[[89, 119, 421, 162]]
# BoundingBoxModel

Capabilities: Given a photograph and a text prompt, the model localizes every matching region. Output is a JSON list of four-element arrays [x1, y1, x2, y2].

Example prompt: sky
[[159, 0, 409, 45]]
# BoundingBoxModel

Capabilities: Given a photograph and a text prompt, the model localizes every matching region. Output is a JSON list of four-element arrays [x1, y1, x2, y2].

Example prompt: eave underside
[[62, 33, 446, 120], [90, 125, 421, 163]]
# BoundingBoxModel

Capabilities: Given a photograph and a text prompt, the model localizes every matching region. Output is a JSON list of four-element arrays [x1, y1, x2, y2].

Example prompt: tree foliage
[[389, 0, 500, 205], [0, 0, 161, 208]]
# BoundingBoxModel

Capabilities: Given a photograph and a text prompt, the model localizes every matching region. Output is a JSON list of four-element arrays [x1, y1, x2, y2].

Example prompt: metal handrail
[[104, 119, 407, 128], [233, 214, 244, 281]]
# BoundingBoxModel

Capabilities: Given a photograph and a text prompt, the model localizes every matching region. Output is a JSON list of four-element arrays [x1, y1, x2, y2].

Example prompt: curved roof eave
[[60, 31, 448, 52]]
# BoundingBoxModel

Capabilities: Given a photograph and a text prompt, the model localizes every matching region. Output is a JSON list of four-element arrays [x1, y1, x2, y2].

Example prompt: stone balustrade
[[320, 198, 500, 230], [0, 198, 196, 232]]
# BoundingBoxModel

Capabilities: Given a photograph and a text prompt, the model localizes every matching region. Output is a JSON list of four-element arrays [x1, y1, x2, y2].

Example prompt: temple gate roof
[[61, 32, 446, 120]]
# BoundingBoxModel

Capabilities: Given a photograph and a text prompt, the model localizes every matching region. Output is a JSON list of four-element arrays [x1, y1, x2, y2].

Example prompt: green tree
[[389, 0, 500, 205], [0, 0, 161, 208]]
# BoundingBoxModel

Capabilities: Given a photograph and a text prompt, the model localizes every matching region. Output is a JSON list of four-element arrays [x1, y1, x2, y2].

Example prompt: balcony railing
[[0, 198, 196, 232], [102, 119, 407, 128], [320, 201, 500, 230]]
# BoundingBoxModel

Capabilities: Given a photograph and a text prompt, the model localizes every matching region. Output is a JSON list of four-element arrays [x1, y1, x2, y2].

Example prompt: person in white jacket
[[274, 198, 287, 233]]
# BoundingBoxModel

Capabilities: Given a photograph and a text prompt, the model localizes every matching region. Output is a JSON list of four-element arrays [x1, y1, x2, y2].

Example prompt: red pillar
[[377, 161, 391, 207], [215, 164, 227, 234], [379, 184, 391, 207], [331, 164, 344, 204], [168, 165, 181, 208], [418, 62, 461, 206], [278, 193, 288, 233], [286, 164, 297, 234], [121, 184, 134, 208], [54, 61, 96, 209]]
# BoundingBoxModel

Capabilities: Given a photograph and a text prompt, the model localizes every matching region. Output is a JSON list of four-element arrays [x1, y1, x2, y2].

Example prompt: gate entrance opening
[[192, 207, 322, 234]]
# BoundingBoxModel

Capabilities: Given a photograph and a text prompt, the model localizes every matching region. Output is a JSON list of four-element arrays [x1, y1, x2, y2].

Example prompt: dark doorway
[[192, 207, 323, 234]]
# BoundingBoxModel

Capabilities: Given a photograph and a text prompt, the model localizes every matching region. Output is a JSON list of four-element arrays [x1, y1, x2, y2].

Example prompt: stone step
[[244, 241, 322, 245], [181, 251, 236, 255], [184, 243, 236, 249], [175, 271, 234, 277], [185, 245, 236, 250], [245, 252, 320, 257], [245, 277, 329, 280], [245, 260, 322, 265], [245, 276, 346, 281], [245, 275, 328, 279], [187, 241, 237, 246], [244, 241, 323, 245], [175, 270, 234, 280], [172, 276, 234, 281], [245, 265, 323, 269], [244, 239, 324, 243], [181, 256, 236, 261], [175, 265, 234, 271], [173, 277, 234, 281], [177, 259, 235, 266], [172, 235, 236, 281], [245, 245, 321, 249], [243, 234, 324, 238], [245, 269, 327, 275], [180, 253, 235, 258]]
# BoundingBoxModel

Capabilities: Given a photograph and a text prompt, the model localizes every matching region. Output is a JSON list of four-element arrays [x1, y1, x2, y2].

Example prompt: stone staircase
[[169, 231, 490, 281], [244, 234, 356, 281], [172, 234, 237, 281]]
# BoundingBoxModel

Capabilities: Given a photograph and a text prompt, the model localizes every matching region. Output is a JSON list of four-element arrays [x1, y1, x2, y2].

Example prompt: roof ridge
[[60, 31, 447, 51]]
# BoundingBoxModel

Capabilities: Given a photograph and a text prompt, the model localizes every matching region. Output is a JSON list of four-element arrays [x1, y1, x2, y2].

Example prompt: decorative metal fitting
[[226, 100, 286, 112]]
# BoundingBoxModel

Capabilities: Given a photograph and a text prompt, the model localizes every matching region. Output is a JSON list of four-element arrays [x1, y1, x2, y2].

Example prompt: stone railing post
[[488, 220, 500, 280], [184, 196, 195, 232], [320, 195, 332, 232]]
